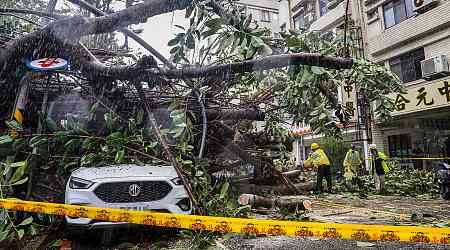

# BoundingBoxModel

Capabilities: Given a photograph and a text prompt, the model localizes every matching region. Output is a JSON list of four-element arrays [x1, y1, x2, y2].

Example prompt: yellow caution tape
[[367, 157, 450, 160], [0, 199, 449, 244]]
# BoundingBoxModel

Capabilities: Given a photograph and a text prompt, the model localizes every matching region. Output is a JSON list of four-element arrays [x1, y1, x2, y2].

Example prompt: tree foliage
[[0, 0, 405, 242]]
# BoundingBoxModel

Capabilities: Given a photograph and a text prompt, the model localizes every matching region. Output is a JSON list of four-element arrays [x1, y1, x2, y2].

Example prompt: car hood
[[71, 164, 178, 181]]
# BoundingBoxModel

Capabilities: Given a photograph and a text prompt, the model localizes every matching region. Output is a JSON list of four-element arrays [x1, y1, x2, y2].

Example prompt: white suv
[[65, 164, 191, 241]]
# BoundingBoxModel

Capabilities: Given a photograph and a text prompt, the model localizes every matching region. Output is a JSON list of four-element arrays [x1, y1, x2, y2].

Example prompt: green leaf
[[186, 33, 195, 49], [17, 229, 24, 239], [250, 36, 265, 48], [5, 120, 22, 131], [49, 239, 63, 247], [10, 161, 26, 168], [168, 38, 179, 46], [219, 182, 229, 200], [81, 153, 96, 166], [106, 132, 123, 145], [115, 149, 125, 163], [174, 24, 185, 30], [136, 109, 144, 124], [311, 66, 326, 75], [204, 18, 222, 30], [29, 136, 48, 147], [29, 224, 39, 236], [11, 177, 28, 186], [10, 163, 27, 184], [17, 217, 33, 227], [0, 135, 12, 145], [170, 46, 180, 54], [82, 138, 97, 150], [0, 229, 10, 241]]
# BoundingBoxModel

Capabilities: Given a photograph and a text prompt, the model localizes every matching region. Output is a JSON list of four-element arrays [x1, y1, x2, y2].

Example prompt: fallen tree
[[0, 0, 405, 236]]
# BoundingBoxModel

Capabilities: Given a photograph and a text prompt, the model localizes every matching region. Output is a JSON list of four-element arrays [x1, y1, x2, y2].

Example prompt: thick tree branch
[[0, 8, 66, 19], [206, 108, 265, 121], [0, 0, 194, 77], [67, 0, 175, 68], [155, 53, 354, 79]]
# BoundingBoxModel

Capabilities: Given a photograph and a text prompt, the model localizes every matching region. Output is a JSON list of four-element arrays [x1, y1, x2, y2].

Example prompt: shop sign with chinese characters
[[342, 82, 357, 122], [391, 79, 450, 115]]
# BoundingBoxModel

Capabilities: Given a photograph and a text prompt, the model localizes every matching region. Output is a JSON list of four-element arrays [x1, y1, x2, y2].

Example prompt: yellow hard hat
[[311, 143, 320, 150]]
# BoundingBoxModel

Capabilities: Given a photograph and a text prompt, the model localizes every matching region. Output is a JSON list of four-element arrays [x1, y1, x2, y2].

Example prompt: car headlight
[[69, 177, 94, 189], [170, 177, 183, 185]]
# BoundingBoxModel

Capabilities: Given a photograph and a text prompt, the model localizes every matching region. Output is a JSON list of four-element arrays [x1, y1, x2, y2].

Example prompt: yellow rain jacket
[[343, 149, 362, 179], [369, 152, 389, 175], [304, 149, 330, 168]]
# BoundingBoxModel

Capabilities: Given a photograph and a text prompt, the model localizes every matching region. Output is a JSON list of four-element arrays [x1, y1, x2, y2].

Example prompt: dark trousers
[[316, 165, 332, 192]]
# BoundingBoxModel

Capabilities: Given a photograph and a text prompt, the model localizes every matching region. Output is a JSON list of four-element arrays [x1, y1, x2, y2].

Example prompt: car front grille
[[94, 181, 172, 203]]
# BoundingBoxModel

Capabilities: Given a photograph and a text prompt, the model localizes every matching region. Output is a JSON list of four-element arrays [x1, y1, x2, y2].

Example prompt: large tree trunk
[[234, 181, 316, 195], [238, 194, 312, 210]]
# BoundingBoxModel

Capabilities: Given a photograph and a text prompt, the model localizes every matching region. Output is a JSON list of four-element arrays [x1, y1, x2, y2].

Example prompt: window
[[389, 48, 425, 83], [388, 134, 412, 157], [319, 0, 329, 16], [383, 0, 414, 28], [293, 14, 306, 29], [261, 10, 271, 22]]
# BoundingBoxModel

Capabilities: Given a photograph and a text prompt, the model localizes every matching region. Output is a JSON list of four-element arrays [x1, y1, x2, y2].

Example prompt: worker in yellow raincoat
[[304, 143, 332, 193], [343, 144, 362, 189]]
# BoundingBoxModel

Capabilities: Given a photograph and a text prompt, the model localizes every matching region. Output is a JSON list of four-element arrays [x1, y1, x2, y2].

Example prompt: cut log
[[234, 181, 316, 195], [238, 194, 312, 211]]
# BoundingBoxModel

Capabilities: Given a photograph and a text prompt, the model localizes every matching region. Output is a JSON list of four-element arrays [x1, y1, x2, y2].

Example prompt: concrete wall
[[310, 1, 348, 31], [239, 0, 279, 10], [365, 1, 450, 61], [238, 0, 281, 35]]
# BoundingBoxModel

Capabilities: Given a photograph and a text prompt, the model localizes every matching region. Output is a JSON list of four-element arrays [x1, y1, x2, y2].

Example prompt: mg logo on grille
[[128, 184, 141, 197]]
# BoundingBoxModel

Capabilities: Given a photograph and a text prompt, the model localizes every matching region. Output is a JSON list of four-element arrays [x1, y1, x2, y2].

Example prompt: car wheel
[[99, 229, 114, 246]]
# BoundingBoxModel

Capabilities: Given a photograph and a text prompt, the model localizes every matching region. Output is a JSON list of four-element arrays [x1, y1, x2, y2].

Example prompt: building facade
[[238, 0, 282, 37], [286, 0, 368, 166], [361, 0, 450, 167]]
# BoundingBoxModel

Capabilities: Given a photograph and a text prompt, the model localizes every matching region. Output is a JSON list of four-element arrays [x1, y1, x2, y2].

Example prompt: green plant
[[319, 137, 350, 174]]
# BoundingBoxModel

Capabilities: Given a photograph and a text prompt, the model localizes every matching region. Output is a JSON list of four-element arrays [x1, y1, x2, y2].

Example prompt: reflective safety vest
[[305, 149, 330, 168], [343, 150, 362, 167], [369, 152, 389, 175], [343, 149, 362, 179]]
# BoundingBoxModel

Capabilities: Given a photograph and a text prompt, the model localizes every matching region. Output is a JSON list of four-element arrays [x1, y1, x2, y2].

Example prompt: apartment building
[[286, 0, 368, 165], [238, 0, 282, 37], [361, 0, 450, 167]]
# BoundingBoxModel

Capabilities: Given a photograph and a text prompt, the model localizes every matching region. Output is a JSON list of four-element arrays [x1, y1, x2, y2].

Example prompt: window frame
[[382, 0, 414, 29], [260, 10, 272, 22], [388, 48, 425, 83], [388, 134, 412, 157]]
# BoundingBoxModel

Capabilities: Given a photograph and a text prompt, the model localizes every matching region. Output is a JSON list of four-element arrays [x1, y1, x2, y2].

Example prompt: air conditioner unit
[[420, 55, 450, 80], [413, 0, 439, 14]]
